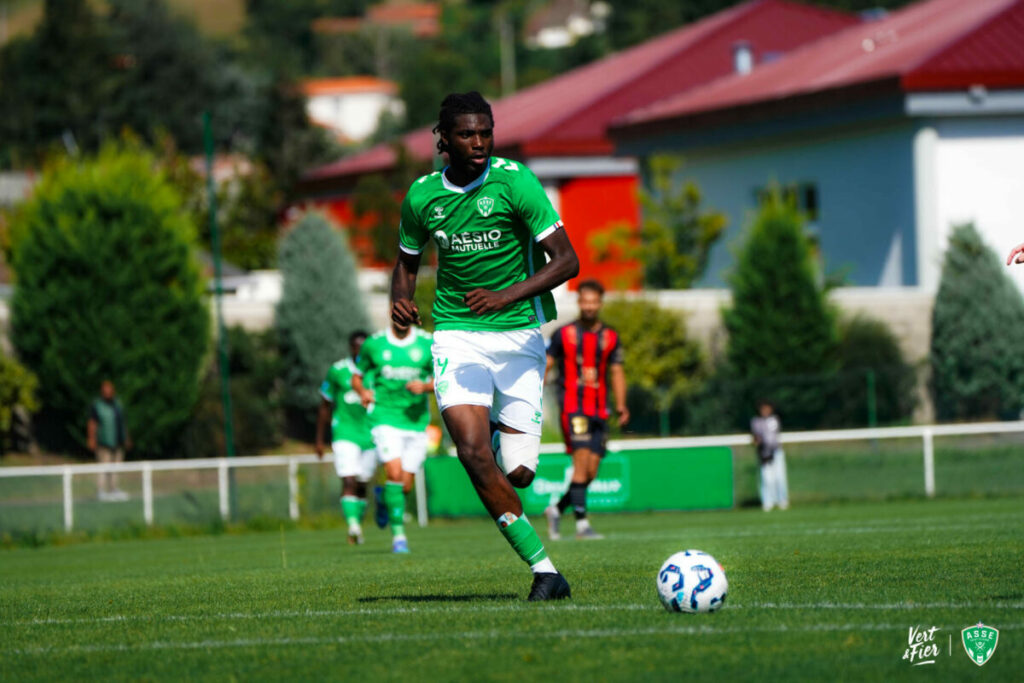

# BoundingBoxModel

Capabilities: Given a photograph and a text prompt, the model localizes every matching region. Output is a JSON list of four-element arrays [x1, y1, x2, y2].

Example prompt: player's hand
[[464, 288, 509, 315], [1007, 242, 1024, 266], [405, 380, 430, 395], [616, 405, 631, 427], [315, 442, 325, 460], [357, 388, 375, 408], [392, 298, 422, 326]]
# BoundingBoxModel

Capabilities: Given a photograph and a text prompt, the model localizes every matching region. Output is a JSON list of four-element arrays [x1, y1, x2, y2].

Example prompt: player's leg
[[373, 425, 411, 553], [442, 404, 567, 599], [569, 447, 604, 540], [333, 441, 370, 544]]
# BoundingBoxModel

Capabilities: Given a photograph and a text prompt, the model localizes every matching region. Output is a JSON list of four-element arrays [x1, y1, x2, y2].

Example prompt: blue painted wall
[[659, 120, 919, 288]]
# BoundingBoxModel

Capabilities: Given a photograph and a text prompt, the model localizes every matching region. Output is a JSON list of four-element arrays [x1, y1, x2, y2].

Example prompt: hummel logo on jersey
[[477, 196, 494, 217], [432, 205, 445, 220]]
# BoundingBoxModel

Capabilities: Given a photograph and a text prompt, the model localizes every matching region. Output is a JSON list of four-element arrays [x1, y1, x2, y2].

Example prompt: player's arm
[[1007, 242, 1024, 266], [391, 249, 422, 326], [351, 372, 374, 408], [610, 363, 629, 426], [315, 397, 331, 459], [464, 228, 579, 315]]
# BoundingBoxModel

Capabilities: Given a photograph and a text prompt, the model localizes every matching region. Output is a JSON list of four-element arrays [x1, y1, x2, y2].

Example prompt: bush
[[599, 298, 705, 435], [180, 327, 284, 458], [10, 143, 209, 456], [721, 194, 839, 430], [275, 212, 370, 436], [0, 354, 40, 451], [827, 315, 917, 427], [931, 223, 1024, 420]]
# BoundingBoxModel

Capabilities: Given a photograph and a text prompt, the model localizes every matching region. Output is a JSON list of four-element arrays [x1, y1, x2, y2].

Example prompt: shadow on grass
[[358, 593, 518, 603]]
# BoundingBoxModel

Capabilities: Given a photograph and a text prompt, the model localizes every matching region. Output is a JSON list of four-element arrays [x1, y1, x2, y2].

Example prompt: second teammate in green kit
[[352, 321, 434, 554], [389, 92, 580, 600]]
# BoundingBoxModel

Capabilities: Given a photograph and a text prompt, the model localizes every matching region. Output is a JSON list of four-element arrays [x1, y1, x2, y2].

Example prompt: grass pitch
[[1, 497, 1021, 681]]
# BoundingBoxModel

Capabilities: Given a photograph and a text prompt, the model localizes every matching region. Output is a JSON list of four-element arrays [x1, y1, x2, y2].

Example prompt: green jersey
[[320, 358, 374, 450], [356, 327, 434, 431], [398, 157, 561, 331]]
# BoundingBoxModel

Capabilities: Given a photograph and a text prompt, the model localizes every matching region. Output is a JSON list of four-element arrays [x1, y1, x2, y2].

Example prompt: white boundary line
[[8, 622, 1024, 656], [9, 600, 1023, 627]]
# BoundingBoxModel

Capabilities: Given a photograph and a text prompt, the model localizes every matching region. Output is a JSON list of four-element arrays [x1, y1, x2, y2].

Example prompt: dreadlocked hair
[[433, 91, 493, 154]]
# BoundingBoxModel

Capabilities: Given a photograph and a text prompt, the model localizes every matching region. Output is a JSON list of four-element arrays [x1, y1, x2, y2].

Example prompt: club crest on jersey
[[433, 230, 450, 250], [477, 196, 494, 217]]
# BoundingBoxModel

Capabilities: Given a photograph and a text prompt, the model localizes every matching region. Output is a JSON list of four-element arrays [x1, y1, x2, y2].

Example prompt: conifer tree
[[931, 223, 1024, 420], [722, 195, 839, 428], [276, 212, 370, 432]]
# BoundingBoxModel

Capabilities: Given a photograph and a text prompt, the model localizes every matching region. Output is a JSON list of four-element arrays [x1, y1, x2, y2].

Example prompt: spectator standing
[[87, 380, 131, 501], [751, 400, 789, 511]]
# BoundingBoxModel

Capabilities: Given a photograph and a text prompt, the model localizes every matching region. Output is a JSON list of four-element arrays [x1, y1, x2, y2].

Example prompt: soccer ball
[[656, 549, 728, 613]]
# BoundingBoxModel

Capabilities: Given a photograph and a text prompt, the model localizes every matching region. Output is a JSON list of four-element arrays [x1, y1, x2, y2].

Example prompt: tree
[[930, 223, 1024, 420], [590, 155, 725, 290], [600, 298, 705, 435], [722, 193, 839, 429], [10, 142, 209, 456], [0, 354, 40, 452], [275, 211, 370, 434], [0, 0, 114, 167], [830, 315, 918, 427]]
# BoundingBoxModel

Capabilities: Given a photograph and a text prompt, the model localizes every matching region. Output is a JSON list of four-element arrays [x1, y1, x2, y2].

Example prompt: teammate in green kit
[[351, 321, 434, 554], [315, 330, 376, 545], [389, 92, 579, 600]]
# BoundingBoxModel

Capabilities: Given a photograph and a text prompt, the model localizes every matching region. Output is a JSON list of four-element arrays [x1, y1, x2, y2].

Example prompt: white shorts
[[431, 328, 545, 436], [332, 441, 377, 482], [371, 425, 428, 474]]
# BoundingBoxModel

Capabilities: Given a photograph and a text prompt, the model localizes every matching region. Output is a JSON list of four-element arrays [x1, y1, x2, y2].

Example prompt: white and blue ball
[[656, 549, 728, 613]]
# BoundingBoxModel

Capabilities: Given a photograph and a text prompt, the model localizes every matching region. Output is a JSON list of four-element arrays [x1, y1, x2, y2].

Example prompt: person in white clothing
[[750, 400, 789, 511]]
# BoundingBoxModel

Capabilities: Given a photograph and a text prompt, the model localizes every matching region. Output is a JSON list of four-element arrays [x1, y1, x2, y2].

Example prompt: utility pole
[[498, 8, 516, 96], [203, 112, 237, 515]]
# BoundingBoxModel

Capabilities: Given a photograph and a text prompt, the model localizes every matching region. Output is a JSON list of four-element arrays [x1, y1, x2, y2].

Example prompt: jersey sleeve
[[608, 329, 624, 365], [512, 166, 562, 242], [320, 367, 338, 402], [398, 189, 428, 255], [355, 344, 373, 376]]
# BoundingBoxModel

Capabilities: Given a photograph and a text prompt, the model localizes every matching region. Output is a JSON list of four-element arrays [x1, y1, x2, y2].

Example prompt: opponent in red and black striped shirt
[[544, 279, 628, 540]]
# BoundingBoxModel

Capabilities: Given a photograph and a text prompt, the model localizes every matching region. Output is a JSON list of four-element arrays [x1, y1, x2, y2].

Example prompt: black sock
[[569, 482, 588, 520], [557, 489, 571, 514]]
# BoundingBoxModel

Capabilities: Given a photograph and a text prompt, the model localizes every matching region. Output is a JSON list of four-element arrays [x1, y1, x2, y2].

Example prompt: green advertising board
[[425, 446, 733, 518]]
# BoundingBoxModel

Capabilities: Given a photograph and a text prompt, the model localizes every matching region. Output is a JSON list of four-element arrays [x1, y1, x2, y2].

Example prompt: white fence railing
[[1, 421, 1022, 533]]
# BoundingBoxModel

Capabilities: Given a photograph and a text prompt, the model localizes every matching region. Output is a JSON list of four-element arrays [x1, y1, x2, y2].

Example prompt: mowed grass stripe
[[10, 622, 1024, 657], [9, 600, 1024, 627]]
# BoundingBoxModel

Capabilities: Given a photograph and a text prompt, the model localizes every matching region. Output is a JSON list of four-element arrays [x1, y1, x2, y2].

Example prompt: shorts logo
[[571, 416, 589, 435], [477, 196, 495, 217], [436, 380, 449, 395], [962, 623, 998, 666], [433, 230, 450, 250]]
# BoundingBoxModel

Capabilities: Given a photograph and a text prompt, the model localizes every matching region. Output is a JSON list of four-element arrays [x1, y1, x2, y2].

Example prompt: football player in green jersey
[[351, 320, 434, 554], [390, 92, 579, 600], [315, 330, 376, 545]]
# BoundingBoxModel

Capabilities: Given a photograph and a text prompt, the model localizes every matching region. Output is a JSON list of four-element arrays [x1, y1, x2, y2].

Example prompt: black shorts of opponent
[[560, 412, 609, 457]]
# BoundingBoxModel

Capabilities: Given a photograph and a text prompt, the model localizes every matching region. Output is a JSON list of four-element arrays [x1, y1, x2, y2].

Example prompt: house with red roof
[[297, 0, 856, 285], [610, 0, 1024, 294]]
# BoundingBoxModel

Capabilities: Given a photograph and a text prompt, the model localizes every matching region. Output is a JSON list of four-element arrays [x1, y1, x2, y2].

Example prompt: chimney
[[733, 41, 753, 75]]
